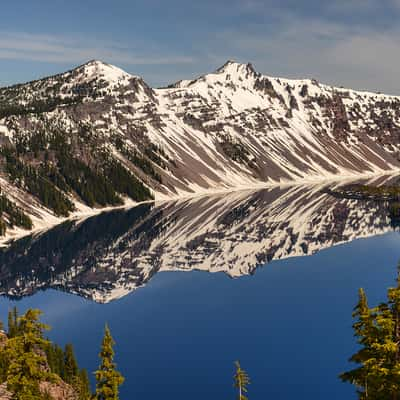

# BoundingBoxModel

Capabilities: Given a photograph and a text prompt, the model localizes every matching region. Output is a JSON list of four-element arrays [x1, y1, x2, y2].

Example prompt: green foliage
[[341, 266, 400, 399], [390, 202, 400, 218], [327, 184, 400, 200], [234, 361, 250, 400], [0, 307, 96, 399], [0, 350, 8, 384], [7, 307, 20, 338], [112, 136, 163, 183], [218, 135, 257, 170], [1, 124, 154, 215], [0, 219, 6, 236], [95, 324, 124, 400], [44, 343, 65, 378], [2, 148, 75, 217], [44, 342, 92, 399], [0, 72, 158, 215], [389, 202, 400, 228], [327, 184, 400, 228], [0, 194, 32, 233], [63, 343, 79, 384], [0, 97, 80, 119], [57, 153, 122, 207], [343, 184, 400, 198], [104, 159, 153, 202], [5, 309, 55, 399], [144, 143, 169, 170], [77, 369, 92, 400]]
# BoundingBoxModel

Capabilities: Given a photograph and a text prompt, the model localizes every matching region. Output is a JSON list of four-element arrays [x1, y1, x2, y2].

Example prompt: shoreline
[[1, 169, 399, 247]]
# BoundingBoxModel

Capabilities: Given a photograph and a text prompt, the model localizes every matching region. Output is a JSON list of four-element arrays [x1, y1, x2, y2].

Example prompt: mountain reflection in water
[[0, 179, 398, 303]]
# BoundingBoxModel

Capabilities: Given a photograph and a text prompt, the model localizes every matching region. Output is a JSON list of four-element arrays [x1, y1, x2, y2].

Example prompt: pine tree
[[95, 324, 124, 400], [233, 361, 250, 400], [0, 316, 7, 382], [341, 267, 400, 399], [7, 309, 14, 338], [385, 264, 400, 399], [55, 344, 65, 378], [340, 288, 377, 396], [0, 351, 8, 383], [0, 307, 94, 399], [8, 306, 19, 338], [78, 369, 92, 400], [44, 344, 55, 374], [5, 309, 55, 399], [45, 343, 65, 377], [64, 343, 79, 384]]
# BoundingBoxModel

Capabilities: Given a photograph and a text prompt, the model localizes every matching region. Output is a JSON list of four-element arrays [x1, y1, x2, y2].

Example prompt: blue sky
[[1, 0, 400, 93]]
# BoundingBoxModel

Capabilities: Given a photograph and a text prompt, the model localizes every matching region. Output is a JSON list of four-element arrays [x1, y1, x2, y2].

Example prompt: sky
[[1, 0, 400, 94]]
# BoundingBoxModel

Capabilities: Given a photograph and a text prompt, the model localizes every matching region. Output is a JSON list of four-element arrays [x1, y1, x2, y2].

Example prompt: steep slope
[[159, 61, 400, 185], [0, 179, 396, 303], [0, 60, 400, 239]]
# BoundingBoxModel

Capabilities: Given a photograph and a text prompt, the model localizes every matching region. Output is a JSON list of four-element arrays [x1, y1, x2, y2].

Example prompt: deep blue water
[[1, 231, 399, 400]]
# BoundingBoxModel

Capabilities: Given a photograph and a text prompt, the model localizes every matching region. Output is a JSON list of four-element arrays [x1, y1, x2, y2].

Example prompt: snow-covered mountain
[[1, 60, 400, 239], [0, 180, 396, 303]]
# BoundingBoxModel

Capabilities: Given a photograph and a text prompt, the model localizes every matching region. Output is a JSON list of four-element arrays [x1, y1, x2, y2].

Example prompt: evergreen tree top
[[234, 361, 250, 400], [95, 324, 124, 400], [341, 267, 400, 399]]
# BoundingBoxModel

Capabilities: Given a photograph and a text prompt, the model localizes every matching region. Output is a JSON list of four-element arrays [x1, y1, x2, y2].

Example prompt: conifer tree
[[0, 307, 94, 399], [7, 310, 14, 338], [78, 368, 92, 400], [0, 317, 7, 382], [44, 344, 55, 373], [45, 343, 65, 377], [55, 345, 65, 378], [341, 266, 400, 399], [64, 343, 79, 384], [234, 361, 250, 400], [5, 309, 55, 399], [8, 307, 19, 338], [95, 324, 124, 400]]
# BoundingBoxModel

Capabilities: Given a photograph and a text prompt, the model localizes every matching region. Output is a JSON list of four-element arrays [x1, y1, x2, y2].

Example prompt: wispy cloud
[[0, 32, 194, 65], [201, 10, 400, 94], [1, 1, 400, 93]]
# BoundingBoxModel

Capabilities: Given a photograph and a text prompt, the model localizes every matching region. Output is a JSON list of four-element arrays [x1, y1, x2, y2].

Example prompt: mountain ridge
[[4, 59, 398, 97], [0, 59, 400, 242]]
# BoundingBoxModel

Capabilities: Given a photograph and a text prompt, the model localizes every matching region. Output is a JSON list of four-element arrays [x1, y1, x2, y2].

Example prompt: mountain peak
[[215, 60, 258, 77], [216, 59, 242, 70], [167, 60, 258, 89], [74, 60, 133, 82], [82, 59, 106, 66]]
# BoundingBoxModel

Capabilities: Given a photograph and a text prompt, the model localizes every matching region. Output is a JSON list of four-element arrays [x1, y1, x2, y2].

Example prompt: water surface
[[0, 182, 399, 399]]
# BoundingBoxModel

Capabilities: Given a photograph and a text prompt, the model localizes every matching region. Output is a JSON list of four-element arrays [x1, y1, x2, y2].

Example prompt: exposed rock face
[[0, 381, 77, 400], [40, 381, 78, 400], [1, 60, 400, 241], [0, 333, 7, 349], [0, 384, 12, 400]]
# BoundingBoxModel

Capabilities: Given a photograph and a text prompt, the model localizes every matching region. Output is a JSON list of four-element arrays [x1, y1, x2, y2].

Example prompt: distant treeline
[[325, 184, 400, 227], [0, 193, 32, 236], [0, 125, 154, 220]]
